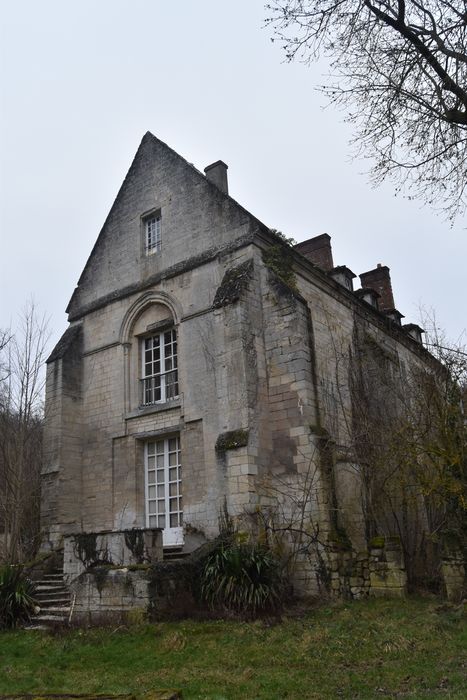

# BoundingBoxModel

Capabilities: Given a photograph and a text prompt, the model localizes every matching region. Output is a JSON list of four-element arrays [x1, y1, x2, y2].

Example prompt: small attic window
[[145, 214, 161, 255]]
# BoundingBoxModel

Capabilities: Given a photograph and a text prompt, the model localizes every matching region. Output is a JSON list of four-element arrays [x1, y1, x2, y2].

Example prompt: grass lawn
[[0, 597, 465, 699]]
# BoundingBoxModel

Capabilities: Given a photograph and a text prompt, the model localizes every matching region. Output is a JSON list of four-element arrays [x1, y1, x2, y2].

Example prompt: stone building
[[41, 132, 435, 605]]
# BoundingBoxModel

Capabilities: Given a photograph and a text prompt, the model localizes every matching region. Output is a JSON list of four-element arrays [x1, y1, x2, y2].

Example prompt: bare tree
[[266, 1, 467, 220], [347, 310, 466, 588], [0, 303, 50, 563]]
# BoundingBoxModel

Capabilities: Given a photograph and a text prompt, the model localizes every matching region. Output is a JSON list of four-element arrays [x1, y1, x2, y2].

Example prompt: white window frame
[[141, 328, 179, 406], [145, 436, 183, 547], [145, 215, 161, 255]]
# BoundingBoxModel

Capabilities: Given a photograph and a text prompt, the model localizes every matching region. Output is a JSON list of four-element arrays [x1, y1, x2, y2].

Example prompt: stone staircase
[[28, 568, 72, 629], [163, 546, 191, 562]]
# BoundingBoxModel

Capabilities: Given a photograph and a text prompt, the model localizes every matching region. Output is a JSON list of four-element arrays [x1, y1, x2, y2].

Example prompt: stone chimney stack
[[359, 264, 395, 312], [204, 160, 229, 194], [294, 234, 334, 272]]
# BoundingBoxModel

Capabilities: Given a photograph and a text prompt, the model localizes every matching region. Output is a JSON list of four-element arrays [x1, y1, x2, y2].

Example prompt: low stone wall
[[327, 535, 407, 599], [441, 554, 465, 602], [70, 568, 151, 624], [368, 537, 407, 597], [64, 528, 163, 583], [69, 541, 217, 624]]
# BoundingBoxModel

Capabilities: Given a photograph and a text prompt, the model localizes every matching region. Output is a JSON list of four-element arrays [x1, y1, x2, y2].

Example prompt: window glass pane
[[141, 329, 177, 405], [146, 435, 182, 531]]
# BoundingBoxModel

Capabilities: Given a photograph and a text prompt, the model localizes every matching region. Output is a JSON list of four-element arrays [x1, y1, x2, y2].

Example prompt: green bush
[[0, 564, 37, 629], [201, 542, 284, 617]]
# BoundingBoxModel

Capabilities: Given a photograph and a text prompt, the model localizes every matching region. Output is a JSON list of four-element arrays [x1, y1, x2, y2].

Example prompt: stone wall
[[328, 536, 407, 599], [64, 528, 163, 583], [71, 568, 150, 624], [441, 554, 465, 602], [70, 542, 216, 624]]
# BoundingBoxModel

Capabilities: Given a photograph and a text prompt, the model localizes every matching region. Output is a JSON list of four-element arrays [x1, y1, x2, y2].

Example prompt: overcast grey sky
[[1, 0, 465, 350]]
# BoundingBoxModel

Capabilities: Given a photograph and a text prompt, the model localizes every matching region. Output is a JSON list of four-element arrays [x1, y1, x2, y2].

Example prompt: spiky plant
[[0, 564, 37, 629], [201, 542, 284, 617]]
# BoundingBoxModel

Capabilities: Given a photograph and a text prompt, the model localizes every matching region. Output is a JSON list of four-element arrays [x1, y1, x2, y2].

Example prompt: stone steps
[[163, 547, 191, 561], [29, 567, 72, 629]]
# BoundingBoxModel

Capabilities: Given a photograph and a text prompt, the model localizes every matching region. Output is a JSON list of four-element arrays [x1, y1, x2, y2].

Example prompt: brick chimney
[[359, 264, 395, 312], [294, 234, 334, 272], [204, 160, 228, 194]]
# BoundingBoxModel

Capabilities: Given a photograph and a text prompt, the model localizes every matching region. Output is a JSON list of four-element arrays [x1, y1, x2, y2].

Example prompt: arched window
[[141, 326, 179, 405], [120, 293, 182, 414]]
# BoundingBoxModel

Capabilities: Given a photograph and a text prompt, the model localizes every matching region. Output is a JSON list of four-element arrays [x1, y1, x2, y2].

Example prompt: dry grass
[[0, 597, 465, 699]]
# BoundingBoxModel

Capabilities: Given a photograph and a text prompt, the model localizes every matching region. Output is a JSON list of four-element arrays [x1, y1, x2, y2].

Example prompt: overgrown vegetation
[[212, 259, 254, 309], [201, 542, 284, 617], [0, 598, 465, 698], [0, 564, 36, 629], [215, 429, 249, 453], [200, 502, 285, 617], [0, 303, 49, 563], [263, 229, 297, 290], [349, 316, 467, 591]]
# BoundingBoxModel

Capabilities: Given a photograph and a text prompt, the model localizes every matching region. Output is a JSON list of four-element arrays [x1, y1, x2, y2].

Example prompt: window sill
[[125, 398, 181, 420]]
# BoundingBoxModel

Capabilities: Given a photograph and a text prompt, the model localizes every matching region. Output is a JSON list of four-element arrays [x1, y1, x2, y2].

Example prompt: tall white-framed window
[[145, 436, 183, 547], [145, 215, 161, 254], [141, 328, 179, 405]]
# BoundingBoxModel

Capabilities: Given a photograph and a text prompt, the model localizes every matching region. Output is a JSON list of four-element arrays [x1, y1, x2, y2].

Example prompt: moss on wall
[[215, 429, 249, 452], [212, 259, 254, 309], [262, 230, 297, 291], [74, 533, 99, 566], [124, 529, 145, 562]]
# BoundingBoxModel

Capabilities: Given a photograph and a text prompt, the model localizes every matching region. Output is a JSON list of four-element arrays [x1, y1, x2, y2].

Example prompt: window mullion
[[160, 331, 166, 402], [164, 438, 170, 522], [144, 442, 149, 528]]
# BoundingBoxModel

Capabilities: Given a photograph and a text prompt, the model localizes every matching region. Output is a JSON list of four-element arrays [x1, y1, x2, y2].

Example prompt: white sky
[[1, 0, 465, 351]]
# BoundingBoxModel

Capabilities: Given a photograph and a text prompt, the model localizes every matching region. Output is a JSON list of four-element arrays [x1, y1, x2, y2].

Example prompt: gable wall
[[67, 135, 254, 319]]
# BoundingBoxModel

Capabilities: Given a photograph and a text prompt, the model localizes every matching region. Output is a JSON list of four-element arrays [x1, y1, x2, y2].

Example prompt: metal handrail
[[140, 371, 179, 406]]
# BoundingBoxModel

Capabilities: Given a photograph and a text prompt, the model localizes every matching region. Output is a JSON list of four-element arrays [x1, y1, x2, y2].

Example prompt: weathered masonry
[[41, 132, 442, 609]]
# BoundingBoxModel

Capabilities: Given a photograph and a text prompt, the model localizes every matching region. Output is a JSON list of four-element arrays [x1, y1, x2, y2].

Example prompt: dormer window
[[145, 214, 161, 254]]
